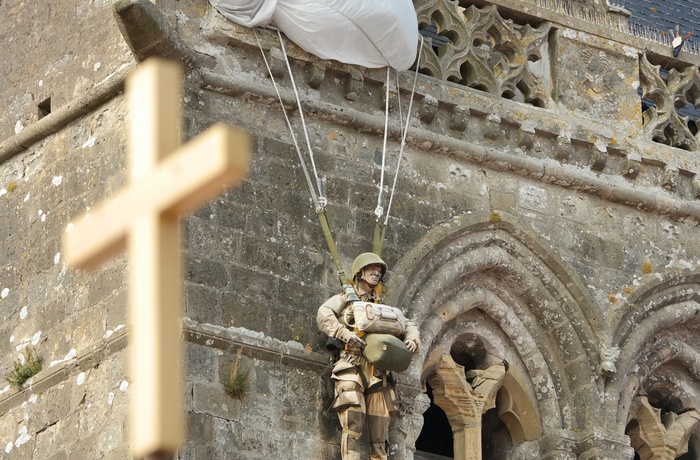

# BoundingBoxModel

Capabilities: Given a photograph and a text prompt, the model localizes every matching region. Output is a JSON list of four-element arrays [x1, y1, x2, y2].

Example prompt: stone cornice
[[200, 69, 700, 223]]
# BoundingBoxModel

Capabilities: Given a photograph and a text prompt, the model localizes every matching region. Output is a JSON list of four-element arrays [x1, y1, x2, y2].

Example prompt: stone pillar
[[427, 355, 506, 460], [453, 423, 483, 460], [389, 381, 430, 460], [538, 430, 578, 460]]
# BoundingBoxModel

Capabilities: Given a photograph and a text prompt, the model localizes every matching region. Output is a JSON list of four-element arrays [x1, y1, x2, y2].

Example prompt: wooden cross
[[63, 58, 250, 459]]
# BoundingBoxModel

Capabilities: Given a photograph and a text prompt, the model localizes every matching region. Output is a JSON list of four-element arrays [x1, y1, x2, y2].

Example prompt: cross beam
[[63, 58, 250, 458]]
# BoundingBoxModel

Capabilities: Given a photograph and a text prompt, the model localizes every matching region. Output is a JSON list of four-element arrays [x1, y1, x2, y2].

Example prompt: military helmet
[[351, 252, 387, 280]]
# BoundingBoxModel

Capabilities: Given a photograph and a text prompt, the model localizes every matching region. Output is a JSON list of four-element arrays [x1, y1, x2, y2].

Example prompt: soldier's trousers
[[332, 354, 395, 460]]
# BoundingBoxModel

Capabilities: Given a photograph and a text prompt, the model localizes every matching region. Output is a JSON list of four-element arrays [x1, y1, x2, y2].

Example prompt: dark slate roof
[[613, 0, 699, 47], [613, 0, 700, 121]]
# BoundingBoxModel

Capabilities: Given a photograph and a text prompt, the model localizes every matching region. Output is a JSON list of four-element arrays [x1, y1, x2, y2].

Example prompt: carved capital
[[627, 396, 700, 459], [427, 355, 506, 429]]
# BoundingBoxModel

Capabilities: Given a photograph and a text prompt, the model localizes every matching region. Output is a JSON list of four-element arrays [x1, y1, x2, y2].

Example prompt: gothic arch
[[386, 212, 605, 441], [420, 310, 543, 445], [605, 274, 700, 432]]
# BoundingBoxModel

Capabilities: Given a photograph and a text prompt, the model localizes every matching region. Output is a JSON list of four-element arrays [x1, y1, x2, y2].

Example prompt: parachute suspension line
[[254, 28, 320, 210], [372, 67, 391, 256], [384, 34, 424, 226], [254, 29, 348, 285], [395, 70, 405, 145], [373, 35, 425, 256], [276, 30, 327, 209], [375, 66, 391, 223], [373, 68, 405, 256]]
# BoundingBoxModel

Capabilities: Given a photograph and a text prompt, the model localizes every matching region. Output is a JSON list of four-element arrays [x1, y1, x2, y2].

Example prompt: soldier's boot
[[368, 445, 388, 460]]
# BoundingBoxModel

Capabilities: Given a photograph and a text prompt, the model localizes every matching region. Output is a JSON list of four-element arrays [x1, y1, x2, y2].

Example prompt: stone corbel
[[113, 0, 198, 69]]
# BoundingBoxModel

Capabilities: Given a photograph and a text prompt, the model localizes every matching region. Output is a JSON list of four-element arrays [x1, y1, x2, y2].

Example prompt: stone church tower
[[1, 0, 699, 459]]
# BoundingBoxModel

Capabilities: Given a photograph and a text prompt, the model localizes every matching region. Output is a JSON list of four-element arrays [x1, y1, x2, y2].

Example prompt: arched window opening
[[415, 382, 454, 459], [676, 443, 698, 460], [481, 405, 514, 460], [676, 423, 700, 460]]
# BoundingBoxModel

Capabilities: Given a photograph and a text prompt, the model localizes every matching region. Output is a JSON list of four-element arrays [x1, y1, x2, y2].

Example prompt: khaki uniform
[[317, 287, 420, 460]]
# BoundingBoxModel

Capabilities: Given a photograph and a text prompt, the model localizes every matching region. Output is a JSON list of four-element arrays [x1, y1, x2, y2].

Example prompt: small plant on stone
[[224, 349, 249, 401], [5, 347, 43, 389]]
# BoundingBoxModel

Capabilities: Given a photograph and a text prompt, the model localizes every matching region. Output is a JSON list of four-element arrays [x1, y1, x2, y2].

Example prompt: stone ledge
[[0, 318, 328, 415], [0, 64, 131, 164], [0, 329, 129, 415], [182, 317, 329, 372], [202, 17, 700, 189]]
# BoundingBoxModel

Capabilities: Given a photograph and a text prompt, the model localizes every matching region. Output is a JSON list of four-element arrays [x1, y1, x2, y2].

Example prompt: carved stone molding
[[415, 0, 551, 107], [640, 53, 700, 151]]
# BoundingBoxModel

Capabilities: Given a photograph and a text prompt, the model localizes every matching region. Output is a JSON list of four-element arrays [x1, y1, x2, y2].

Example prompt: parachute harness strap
[[373, 35, 425, 256]]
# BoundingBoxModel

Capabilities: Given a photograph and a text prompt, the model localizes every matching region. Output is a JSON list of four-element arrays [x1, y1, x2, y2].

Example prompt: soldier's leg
[[365, 387, 392, 460], [334, 380, 366, 460]]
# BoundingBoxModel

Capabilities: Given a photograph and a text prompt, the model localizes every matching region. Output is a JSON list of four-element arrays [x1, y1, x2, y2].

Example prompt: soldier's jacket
[[316, 286, 421, 350]]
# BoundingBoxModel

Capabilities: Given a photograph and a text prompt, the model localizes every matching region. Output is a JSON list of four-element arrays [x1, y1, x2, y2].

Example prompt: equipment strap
[[317, 209, 349, 285]]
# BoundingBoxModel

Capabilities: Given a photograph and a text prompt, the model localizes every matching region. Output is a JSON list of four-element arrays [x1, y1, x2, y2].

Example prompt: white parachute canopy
[[208, 0, 419, 71]]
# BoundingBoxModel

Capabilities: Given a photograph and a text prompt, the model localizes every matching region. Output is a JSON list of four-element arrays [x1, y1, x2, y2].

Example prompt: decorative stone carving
[[600, 345, 621, 376], [627, 396, 700, 459], [415, 0, 551, 107], [580, 49, 614, 96], [639, 53, 700, 151]]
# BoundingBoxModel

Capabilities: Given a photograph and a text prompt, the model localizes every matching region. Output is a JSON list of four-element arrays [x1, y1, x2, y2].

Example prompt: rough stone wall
[[0, 0, 699, 459], [0, 0, 132, 140]]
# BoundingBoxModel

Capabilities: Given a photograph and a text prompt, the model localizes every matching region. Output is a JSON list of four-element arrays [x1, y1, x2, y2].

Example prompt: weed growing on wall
[[6, 347, 43, 389], [224, 348, 249, 401]]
